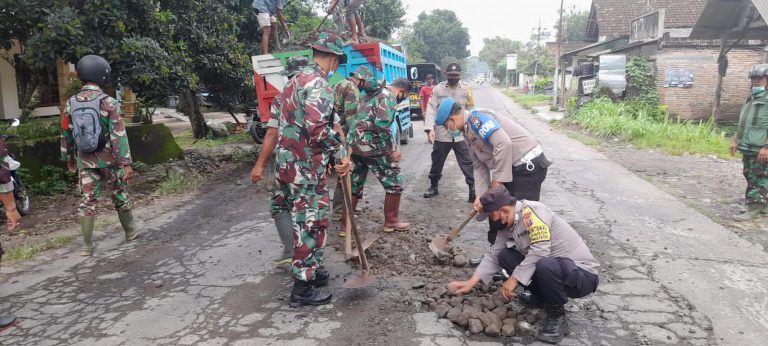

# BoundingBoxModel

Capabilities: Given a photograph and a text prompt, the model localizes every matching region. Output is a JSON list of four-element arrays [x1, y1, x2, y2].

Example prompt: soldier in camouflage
[[254, 33, 350, 308], [251, 56, 309, 265], [60, 55, 139, 257], [344, 67, 411, 233], [330, 70, 362, 222], [732, 64, 768, 221]]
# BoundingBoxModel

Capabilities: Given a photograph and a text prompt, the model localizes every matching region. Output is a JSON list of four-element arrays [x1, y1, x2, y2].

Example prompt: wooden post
[[711, 33, 728, 128], [553, 0, 564, 109]]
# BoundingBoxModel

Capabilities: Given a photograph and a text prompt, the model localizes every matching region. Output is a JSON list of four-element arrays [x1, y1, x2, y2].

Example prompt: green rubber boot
[[80, 216, 95, 256], [273, 211, 294, 264], [118, 210, 140, 241], [733, 204, 766, 221]]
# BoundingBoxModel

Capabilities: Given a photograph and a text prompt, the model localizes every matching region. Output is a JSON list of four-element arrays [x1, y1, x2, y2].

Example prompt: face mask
[[447, 77, 460, 86], [327, 70, 335, 79], [752, 86, 766, 95]]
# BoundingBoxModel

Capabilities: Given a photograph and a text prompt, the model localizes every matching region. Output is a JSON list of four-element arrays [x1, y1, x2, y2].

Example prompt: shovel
[[317, 0, 341, 30], [341, 171, 379, 259], [429, 210, 479, 258], [339, 170, 376, 288]]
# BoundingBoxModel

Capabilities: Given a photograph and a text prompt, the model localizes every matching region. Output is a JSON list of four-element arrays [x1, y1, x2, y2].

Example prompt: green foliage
[[561, 9, 589, 43], [361, 0, 406, 40], [174, 130, 249, 149], [502, 90, 551, 109], [479, 37, 523, 81], [155, 171, 200, 195], [626, 56, 661, 119], [24, 165, 77, 196], [570, 98, 731, 158], [3, 235, 77, 262], [403, 10, 470, 65], [534, 77, 553, 91]]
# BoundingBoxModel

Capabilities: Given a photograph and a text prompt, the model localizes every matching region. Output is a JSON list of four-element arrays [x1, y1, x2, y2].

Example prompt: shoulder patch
[[521, 207, 550, 244], [467, 110, 501, 142]]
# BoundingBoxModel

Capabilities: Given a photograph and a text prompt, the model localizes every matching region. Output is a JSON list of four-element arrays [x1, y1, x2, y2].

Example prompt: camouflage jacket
[[275, 64, 346, 184], [349, 81, 397, 157], [333, 78, 360, 136], [60, 85, 132, 169]]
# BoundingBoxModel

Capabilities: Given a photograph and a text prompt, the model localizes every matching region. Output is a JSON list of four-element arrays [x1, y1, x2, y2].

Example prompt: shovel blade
[[430, 235, 450, 254], [343, 272, 376, 288], [350, 234, 380, 258]]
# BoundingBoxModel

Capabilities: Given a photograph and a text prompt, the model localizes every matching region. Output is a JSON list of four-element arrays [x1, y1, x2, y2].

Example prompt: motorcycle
[[0, 119, 30, 216]]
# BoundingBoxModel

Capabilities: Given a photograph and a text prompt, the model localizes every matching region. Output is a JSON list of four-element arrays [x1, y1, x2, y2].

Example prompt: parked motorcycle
[[0, 119, 30, 216]]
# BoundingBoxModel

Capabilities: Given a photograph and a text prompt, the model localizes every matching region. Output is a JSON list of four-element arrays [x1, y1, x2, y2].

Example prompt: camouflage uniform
[[331, 78, 361, 217], [348, 67, 403, 197], [274, 60, 346, 282], [736, 89, 768, 205], [60, 85, 133, 217]]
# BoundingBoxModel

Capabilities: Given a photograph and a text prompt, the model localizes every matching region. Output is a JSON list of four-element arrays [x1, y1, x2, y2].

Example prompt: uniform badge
[[467, 110, 501, 142]]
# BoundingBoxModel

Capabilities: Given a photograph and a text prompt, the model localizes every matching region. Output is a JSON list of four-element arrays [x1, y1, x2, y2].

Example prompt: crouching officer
[[436, 98, 550, 244], [448, 186, 599, 343], [61, 55, 138, 256]]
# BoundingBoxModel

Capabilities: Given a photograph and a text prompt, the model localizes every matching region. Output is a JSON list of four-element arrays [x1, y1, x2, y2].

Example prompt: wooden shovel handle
[[340, 171, 369, 271], [445, 210, 479, 242]]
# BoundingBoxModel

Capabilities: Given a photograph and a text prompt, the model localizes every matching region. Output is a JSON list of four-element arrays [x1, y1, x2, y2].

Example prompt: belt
[[513, 145, 543, 171]]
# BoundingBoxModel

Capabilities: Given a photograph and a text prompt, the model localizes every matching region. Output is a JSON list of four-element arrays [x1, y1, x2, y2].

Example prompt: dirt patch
[[282, 29, 384, 51], [327, 203, 545, 340]]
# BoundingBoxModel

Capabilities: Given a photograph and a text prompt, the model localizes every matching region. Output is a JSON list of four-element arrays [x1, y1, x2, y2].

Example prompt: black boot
[[423, 182, 439, 198], [467, 185, 476, 203], [289, 279, 332, 308], [518, 290, 545, 308], [312, 270, 329, 287], [538, 304, 569, 343]]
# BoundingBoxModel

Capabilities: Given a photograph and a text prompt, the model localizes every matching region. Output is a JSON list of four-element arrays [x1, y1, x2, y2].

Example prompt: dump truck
[[406, 63, 442, 120]]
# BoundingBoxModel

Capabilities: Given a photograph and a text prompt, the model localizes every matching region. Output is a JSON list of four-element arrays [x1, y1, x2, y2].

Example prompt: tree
[[561, 9, 589, 43], [403, 10, 470, 66], [361, 0, 406, 40], [479, 37, 523, 82]]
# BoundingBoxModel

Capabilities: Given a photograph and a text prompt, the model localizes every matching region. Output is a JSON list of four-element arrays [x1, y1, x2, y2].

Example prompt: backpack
[[69, 94, 108, 154]]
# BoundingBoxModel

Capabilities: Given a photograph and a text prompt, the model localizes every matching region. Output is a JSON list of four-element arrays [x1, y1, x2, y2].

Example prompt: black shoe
[[518, 290, 545, 308], [467, 186, 476, 203], [312, 270, 329, 287], [289, 279, 332, 308], [537, 304, 570, 344], [423, 186, 439, 198]]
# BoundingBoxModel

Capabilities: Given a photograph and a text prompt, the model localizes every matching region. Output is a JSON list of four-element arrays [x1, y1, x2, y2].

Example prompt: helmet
[[436, 97, 455, 125], [76, 55, 111, 85], [748, 64, 768, 79]]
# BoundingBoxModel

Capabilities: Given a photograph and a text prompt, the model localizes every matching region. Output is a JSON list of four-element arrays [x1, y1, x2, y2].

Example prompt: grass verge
[[567, 98, 732, 159], [155, 171, 201, 195], [500, 90, 552, 109], [4, 235, 77, 262], [174, 130, 250, 149]]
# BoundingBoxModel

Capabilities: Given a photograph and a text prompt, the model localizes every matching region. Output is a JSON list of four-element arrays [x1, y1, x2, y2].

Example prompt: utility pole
[[532, 18, 542, 95], [553, 0, 564, 108]]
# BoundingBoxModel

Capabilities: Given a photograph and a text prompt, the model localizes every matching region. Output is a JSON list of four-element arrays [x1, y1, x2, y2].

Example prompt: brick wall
[[655, 47, 764, 121]]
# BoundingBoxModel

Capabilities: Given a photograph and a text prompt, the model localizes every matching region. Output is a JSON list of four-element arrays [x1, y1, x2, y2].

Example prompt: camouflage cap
[[748, 64, 768, 79], [310, 32, 347, 63], [280, 56, 309, 77], [349, 65, 374, 80]]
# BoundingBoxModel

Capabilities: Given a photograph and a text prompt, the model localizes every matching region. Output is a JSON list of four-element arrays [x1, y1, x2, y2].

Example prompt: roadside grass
[[155, 171, 201, 195], [500, 90, 552, 109], [565, 131, 604, 148], [174, 130, 250, 149], [4, 235, 77, 262], [568, 98, 732, 159]]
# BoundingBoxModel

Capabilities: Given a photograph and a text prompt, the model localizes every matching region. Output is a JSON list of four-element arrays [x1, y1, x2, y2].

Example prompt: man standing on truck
[[252, 0, 290, 55], [328, 0, 367, 45], [251, 56, 309, 265], [423, 62, 476, 203], [419, 74, 435, 119], [254, 33, 350, 307], [342, 68, 411, 233]]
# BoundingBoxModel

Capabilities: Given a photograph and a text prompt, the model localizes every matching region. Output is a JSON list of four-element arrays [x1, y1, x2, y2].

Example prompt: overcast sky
[[402, 0, 593, 56]]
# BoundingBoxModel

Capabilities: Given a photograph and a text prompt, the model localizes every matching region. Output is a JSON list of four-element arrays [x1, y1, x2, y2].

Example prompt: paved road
[[1, 85, 765, 345]]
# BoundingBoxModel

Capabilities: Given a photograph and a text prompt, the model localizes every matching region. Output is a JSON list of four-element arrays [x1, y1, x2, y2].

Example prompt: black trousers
[[498, 248, 598, 306], [488, 154, 549, 244], [428, 141, 474, 187]]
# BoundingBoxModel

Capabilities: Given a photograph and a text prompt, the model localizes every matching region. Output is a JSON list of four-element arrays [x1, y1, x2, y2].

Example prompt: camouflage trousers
[[350, 154, 403, 197], [742, 155, 768, 205], [272, 179, 330, 282], [78, 167, 132, 217]]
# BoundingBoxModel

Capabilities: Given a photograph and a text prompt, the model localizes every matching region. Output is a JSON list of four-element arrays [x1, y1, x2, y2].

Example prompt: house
[[564, 0, 767, 121], [0, 42, 74, 119]]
